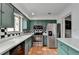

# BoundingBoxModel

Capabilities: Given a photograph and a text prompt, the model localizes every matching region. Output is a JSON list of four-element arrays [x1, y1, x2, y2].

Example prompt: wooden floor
[[28, 46, 57, 55]]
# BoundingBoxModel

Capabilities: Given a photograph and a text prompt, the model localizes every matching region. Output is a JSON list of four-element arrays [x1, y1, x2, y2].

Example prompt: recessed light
[[32, 13, 35, 16]]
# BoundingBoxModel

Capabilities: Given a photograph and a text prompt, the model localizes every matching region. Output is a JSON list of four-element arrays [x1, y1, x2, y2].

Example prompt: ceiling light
[[32, 12, 35, 16]]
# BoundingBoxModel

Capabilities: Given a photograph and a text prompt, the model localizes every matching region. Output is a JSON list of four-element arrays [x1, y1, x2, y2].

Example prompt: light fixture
[[32, 12, 35, 16]]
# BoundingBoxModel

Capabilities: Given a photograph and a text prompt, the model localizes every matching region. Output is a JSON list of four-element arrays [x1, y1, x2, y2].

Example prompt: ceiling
[[12, 3, 71, 19]]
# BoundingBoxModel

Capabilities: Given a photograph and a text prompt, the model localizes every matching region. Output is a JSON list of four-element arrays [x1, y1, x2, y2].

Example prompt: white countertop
[[57, 38, 79, 52], [0, 33, 34, 55]]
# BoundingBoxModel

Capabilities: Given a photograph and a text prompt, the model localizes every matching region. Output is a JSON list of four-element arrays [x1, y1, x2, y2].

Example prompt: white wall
[[72, 4, 79, 39], [58, 3, 79, 39]]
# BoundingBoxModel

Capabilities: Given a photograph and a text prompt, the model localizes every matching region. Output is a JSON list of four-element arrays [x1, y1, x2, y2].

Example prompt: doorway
[[65, 15, 72, 38]]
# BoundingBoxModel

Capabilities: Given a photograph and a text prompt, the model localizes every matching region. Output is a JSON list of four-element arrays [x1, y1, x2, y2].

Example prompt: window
[[14, 13, 22, 32]]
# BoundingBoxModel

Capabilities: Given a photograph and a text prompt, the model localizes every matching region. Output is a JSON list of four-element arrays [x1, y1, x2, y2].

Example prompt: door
[[2, 3, 14, 27]]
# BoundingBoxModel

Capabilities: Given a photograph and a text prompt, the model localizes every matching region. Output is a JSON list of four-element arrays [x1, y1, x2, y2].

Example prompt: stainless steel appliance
[[47, 23, 57, 48], [33, 25, 43, 47]]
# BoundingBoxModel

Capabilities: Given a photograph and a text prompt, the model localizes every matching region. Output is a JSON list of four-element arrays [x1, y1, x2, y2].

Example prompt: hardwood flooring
[[28, 46, 57, 55]]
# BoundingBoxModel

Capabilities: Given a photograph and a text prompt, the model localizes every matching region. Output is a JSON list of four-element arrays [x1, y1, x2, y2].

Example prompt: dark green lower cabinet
[[58, 41, 79, 55]]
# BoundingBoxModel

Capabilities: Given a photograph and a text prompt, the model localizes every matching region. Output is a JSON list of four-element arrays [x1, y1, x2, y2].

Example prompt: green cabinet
[[28, 38, 32, 49], [58, 47, 68, 55], [0, 3, 1, 26], [22, 17, 27, 30], [58, 41, 68, 55], [25, 39, 29, 55], [69, 47, 79, 55], [58, 41, 79, 55], [25, 37, 32, 55], [1, 3, 14, 27], [43, 36, 47, 46]]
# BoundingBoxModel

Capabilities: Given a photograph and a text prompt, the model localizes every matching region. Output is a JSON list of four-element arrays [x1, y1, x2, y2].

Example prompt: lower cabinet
[[43, 36, 47, 46], [10, 42, 25, 55], [2, 37, 32, 55], [25, 40, 29, 55], [25, 37, 32, 55], [58, 48, 68, 55], [68, 47, 79, 55], [58, 41, 79, 55], [58, 41, 68, 55]]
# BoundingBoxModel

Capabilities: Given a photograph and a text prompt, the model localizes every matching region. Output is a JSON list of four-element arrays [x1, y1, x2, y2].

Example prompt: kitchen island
[[0, 33, 34, 55], [57, 38, 79, 55]]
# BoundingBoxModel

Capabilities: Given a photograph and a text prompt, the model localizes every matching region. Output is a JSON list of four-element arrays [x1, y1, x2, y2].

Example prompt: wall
[[72, 4, 79, 39], [58, 4, 79, 39], [29, 20, 57, 30]]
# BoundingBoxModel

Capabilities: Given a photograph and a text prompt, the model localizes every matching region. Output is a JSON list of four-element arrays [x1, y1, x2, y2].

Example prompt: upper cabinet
[[22, 17, 27, 30], [0, 4, 1, 27], [1, 3, 14, 27], [0, 3, 29, 28]]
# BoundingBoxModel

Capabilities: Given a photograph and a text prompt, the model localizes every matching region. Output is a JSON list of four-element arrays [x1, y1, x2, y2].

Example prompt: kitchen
[[0, 3, 79, 55]]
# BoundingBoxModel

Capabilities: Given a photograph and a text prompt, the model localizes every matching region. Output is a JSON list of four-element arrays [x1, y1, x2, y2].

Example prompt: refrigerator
[[47, 23, 57, 48]]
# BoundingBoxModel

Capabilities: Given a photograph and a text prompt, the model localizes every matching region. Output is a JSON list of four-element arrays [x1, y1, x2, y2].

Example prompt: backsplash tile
[[0, 28, 21, 39]]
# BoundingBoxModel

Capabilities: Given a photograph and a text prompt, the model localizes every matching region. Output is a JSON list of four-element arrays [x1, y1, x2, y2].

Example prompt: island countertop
[[0, 33, 34, 55], [57, 38, 79, 52]]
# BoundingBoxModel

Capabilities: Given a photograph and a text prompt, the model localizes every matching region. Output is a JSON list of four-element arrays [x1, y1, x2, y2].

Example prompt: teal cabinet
[[28, 38, 32, 49], [22, 17, 27, 30], [69, 47, 79, 55], [25, 39, 29, 55], [58, 47, 68, 55], [2, 3, 14, 27], [25, 37, 32, 55], [27, 20, 30, 30], [43, 36, 47, 46], [0, 4, 1, 26], [58, 41, 79, 55], [58, 41, 68, 55]]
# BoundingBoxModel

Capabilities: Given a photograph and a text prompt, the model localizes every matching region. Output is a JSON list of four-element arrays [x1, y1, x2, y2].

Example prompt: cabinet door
[[22, 17, 27, 29], [2, 3, 14, 27], [25, 40, 29, 55], [0, 3, 1, 26], [28, 38, 32, 49], [58, 47, 68, 55], [58, 41, 68, 55], [69, 47, 79, 55], [43, 36, 47, 46]]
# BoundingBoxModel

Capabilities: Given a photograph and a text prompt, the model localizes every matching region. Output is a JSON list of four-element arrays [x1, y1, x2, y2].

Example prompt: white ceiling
[[12, 3, 71, 19]]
